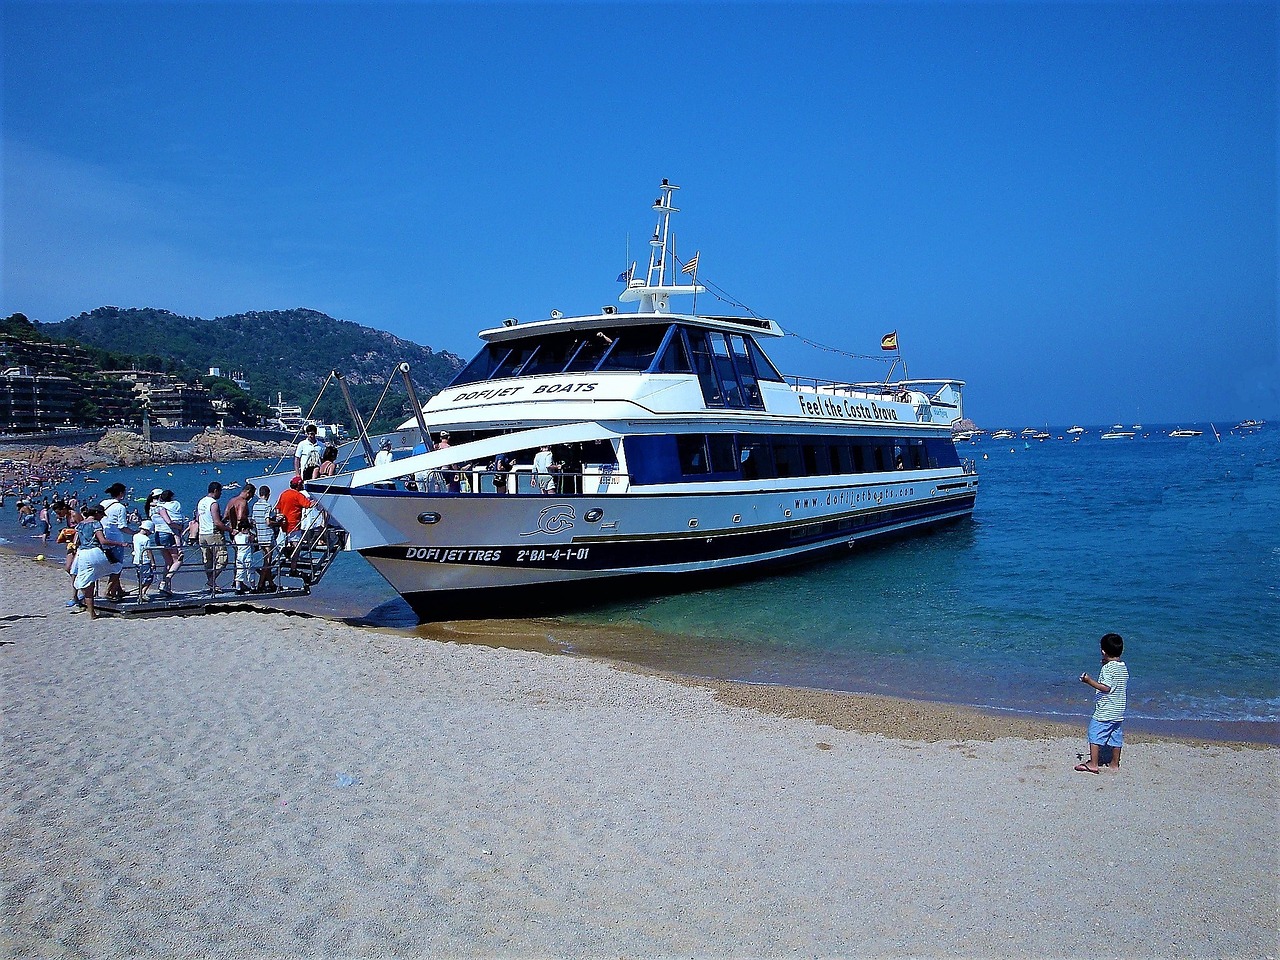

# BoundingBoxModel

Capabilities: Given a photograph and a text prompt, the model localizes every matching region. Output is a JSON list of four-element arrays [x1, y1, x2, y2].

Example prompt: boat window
[[492, 342, 539, 379], [746, 338, 785, 382], [626, 430, 959, 484], [729, 335, 764, 408], [676, 434, 709, 474], [449, 344, 513, 388], [828, 443, 847, 474], [850, 444, 865, 473], [521, 334, 586, 376], [564, 331, 616, 372], [802, 443, 827, 476], [599, 327, 668, 372], [709, 332, 744, 407], [772, 438, 802, 478], [738, 439, 775, 480], [655, 326, 692, 373], [685, 329, 725, 406]]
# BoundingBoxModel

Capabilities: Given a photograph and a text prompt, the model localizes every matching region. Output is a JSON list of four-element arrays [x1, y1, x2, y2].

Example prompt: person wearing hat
[[373, 438, 397, 489], [146, 488, 184, 592], [274, 477, 325, 577], [132, 519, 157, 603]]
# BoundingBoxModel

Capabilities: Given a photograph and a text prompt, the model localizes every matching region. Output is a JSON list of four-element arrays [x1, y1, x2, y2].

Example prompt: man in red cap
[[275, 477, 318, 538]]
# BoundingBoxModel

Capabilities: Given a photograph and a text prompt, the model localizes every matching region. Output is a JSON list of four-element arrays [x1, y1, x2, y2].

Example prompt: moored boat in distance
[[1169, 428, 1203, 438], [1101, 424, 1135, 440], [301, 180, 979, 620], [1233, 419, 1266, 433], [991, 429, 1015, 440], [1067, 425, 1085, 435]]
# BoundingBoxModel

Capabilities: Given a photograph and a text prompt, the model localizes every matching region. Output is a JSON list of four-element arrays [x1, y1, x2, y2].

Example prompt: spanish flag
[[881, 331, 898, 351]]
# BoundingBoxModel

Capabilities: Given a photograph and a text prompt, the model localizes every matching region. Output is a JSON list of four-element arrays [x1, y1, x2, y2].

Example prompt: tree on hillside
[[2, 313, 43, 340]]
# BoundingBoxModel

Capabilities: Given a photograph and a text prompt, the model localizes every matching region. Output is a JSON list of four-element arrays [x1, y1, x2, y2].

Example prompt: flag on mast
[[616, 262, 635, 283], [881, 331, 898, 351], [681, 251, 699, 276]]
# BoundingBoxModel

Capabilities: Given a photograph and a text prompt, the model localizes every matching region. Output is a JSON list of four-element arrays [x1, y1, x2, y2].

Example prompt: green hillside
[[42, 307, 465, 433]]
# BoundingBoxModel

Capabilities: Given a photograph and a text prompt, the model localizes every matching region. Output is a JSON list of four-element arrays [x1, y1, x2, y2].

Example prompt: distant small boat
[[1066, 426, 1085, 435], [1100, 430, 1135, 440], [991, 430, 1015, 440], [1233, 419, 1265, 432], [1169, 428, 1203, 438]]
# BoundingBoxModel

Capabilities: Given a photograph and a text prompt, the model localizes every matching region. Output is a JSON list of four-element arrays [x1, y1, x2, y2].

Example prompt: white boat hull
[[318, 469, 978, 619]]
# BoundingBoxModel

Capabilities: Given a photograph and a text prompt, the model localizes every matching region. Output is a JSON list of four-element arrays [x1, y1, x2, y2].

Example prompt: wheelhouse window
[[451, 344, 512, 387], [564, 331, 615, 372], [655, 327, 693, 373], [598, 327, 668, 372], [521, 334, 586, 376], [448, 321, 788, 389]]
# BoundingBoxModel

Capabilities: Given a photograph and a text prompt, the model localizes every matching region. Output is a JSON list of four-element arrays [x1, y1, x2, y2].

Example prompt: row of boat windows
[[625, 434, 961, 485], [449, 324, 786, 411]]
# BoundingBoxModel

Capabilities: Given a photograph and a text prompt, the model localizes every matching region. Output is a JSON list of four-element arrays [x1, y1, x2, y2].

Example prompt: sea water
[[4, 425, 1275, 735]]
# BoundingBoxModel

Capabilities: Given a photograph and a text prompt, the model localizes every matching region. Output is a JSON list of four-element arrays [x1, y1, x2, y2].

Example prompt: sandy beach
[[2, 550, 1276, 958]]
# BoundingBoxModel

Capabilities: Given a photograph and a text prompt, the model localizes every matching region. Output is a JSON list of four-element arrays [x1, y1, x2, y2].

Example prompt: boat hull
[[322, 471, 978, 620]]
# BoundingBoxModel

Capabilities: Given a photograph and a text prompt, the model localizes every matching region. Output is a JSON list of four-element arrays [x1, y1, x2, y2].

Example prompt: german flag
[[881, 331, 898, 351]]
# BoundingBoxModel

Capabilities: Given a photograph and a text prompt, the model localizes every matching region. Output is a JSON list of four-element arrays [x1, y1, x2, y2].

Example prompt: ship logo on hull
[[522, 504, 576, 537]]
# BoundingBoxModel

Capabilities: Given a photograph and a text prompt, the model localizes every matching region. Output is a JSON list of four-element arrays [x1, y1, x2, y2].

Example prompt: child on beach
[[233, 518, 255, 595], [1076, 633, 1128, 773], [132, 520, 156, 602]]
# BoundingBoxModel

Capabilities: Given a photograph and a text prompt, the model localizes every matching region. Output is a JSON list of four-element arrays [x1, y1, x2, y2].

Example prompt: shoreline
[[3, 547, 1276, 957], [5, 540, 1275, 748]]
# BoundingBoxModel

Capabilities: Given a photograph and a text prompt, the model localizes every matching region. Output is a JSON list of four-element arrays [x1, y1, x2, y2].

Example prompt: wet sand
[[2, 550, 1277, 957]]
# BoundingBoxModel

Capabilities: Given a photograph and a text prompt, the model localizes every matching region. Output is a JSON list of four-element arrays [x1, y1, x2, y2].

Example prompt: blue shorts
[[1089, 718, 1124, 747]]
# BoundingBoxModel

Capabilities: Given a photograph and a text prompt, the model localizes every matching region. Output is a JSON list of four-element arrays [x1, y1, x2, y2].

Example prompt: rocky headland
[[0, 429, 294, 472]]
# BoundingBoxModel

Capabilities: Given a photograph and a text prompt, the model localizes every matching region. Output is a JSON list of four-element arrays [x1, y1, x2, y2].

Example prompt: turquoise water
[[4, 425, 1276, 734]]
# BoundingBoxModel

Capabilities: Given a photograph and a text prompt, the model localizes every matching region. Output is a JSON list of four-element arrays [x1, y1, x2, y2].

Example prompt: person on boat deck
[[294, 424, 323, 481], [317, 444, 340, 478], [489, 454, 511, 494], [532, 445, 558, 495], [373, 439, 396, 489], [560, 444, 583, 495]]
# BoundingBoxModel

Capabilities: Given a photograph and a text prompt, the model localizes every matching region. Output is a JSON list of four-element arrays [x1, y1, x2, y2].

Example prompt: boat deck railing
[[92, 521, 348, 616], [785, 376, 908, 400], [397, 465, 630, 496]]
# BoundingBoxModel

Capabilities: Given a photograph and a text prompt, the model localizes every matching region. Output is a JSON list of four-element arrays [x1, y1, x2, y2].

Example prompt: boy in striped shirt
[[1075, 633, 1128, 773]]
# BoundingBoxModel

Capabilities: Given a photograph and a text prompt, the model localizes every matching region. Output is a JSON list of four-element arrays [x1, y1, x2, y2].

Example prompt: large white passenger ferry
[[311, 182, 978, 620]]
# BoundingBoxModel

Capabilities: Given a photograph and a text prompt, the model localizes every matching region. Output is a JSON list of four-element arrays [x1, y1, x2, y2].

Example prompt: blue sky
[[3, 1, 1275, 426]]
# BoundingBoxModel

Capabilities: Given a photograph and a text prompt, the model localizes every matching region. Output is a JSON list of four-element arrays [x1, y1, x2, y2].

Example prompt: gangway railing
[[91, 522, 348, 616]]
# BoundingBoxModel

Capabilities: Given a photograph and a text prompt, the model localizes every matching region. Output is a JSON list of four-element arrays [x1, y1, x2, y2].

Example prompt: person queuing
[[71, 504, 112, 619], [100, 482, 136, 601], [196, 481, 230, 594]]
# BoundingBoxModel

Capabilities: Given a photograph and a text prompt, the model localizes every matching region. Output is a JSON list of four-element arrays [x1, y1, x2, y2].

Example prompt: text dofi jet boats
[[310, 181, 979, 621]]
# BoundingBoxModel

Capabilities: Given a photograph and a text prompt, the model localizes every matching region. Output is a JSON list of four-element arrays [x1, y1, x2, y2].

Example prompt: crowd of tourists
[[1, 462, 328, 620]]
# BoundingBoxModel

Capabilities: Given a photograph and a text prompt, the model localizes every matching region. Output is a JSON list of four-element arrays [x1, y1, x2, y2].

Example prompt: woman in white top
[[146, 488, 183, 593]]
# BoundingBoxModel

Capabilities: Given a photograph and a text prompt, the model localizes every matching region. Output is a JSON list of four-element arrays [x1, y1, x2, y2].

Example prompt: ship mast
[[619, 179, 706, 314]]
